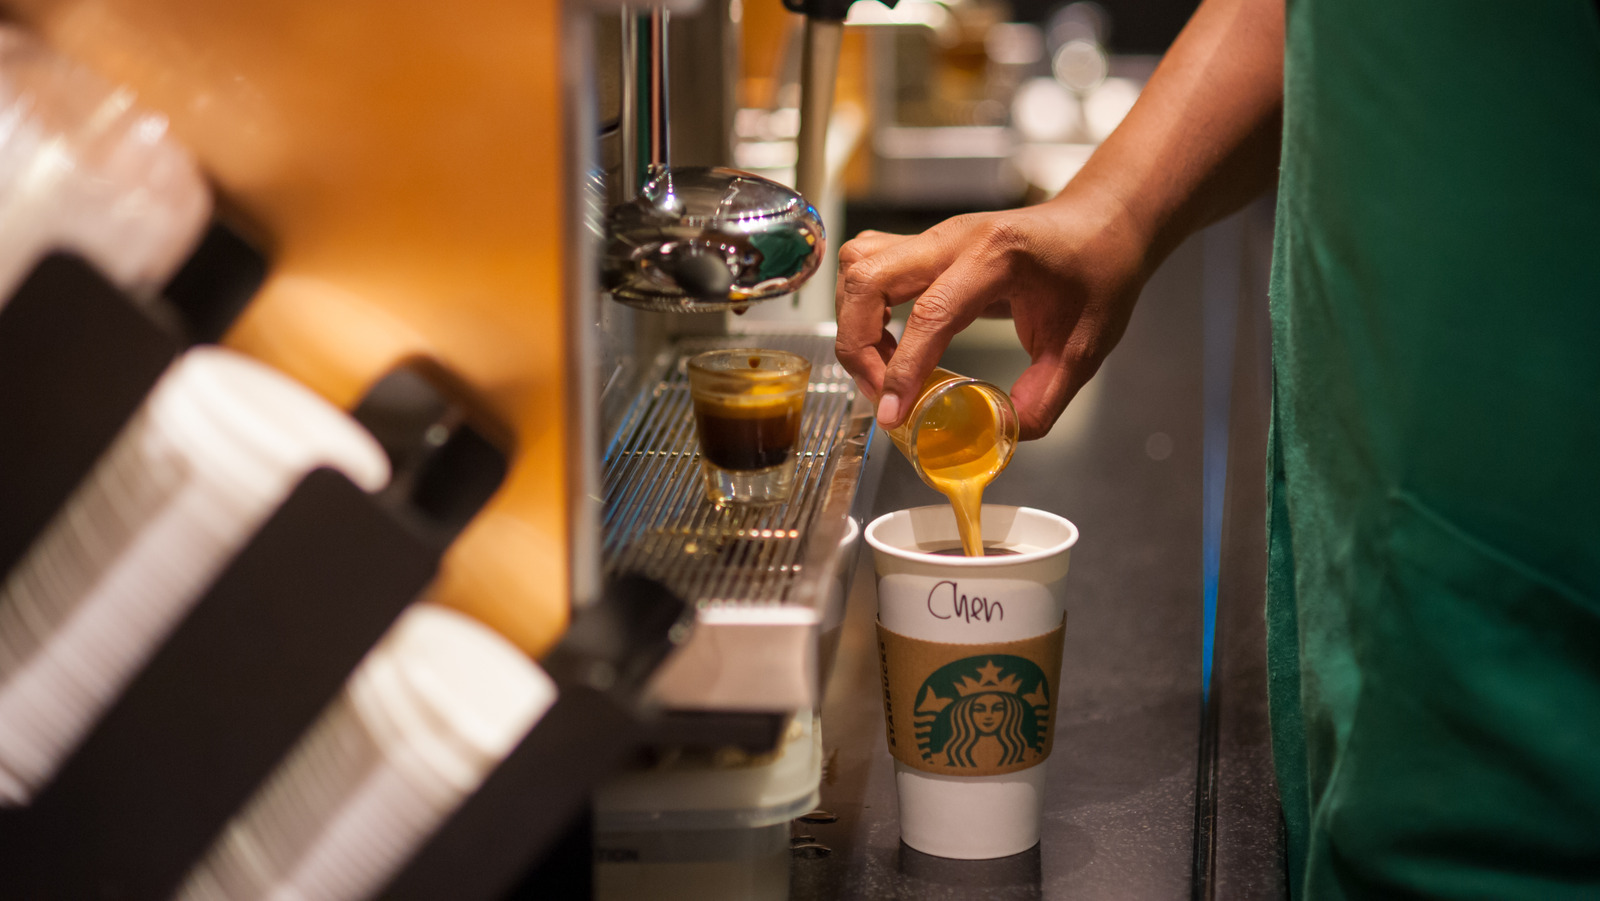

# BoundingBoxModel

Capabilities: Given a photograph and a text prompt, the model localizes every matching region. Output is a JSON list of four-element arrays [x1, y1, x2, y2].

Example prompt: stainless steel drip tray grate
[[602, 329, 876, 711]]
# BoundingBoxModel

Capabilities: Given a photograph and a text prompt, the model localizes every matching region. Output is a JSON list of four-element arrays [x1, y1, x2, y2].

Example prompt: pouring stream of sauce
[[896, 377, 1011, 556]]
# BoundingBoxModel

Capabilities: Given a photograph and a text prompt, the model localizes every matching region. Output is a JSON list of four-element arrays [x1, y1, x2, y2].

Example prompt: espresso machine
[[0, 0, 881, 896], [588, 6, 885, 894]]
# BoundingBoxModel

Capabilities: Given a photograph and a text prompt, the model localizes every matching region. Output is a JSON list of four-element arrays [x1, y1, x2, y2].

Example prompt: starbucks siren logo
[[913, 655, 1051, 769]]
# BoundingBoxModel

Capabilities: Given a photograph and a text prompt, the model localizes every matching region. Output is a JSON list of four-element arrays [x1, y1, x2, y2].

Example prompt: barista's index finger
[[875, 248, 998, 426], [833, 230, 915, 321], [837, 229, 911, 260], [833, 231, 922, 397], [834, 223, 976, 404]]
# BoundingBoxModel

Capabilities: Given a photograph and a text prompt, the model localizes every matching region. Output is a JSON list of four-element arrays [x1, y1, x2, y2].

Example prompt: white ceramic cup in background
[[865, 505, 1078, 860], [0, 346, 390, 803]]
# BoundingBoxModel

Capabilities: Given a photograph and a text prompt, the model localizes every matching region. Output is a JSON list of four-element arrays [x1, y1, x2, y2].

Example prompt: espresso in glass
[[686, 349, 811, 505], [695, 396, 803, 471]]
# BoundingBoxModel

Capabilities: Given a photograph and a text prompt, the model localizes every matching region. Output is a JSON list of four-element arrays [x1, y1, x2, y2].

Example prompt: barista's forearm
[[1060, 0, 1283, 274]]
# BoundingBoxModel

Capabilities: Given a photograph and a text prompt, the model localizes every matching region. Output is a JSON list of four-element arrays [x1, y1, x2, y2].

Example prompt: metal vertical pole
[[648, 7, 670, 174], [794, 17, 842, 208], [618, 8, 641, 200]]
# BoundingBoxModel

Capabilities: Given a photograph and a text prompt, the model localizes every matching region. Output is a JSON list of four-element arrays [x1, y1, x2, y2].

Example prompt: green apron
[[1267, 1, 1600, 897]]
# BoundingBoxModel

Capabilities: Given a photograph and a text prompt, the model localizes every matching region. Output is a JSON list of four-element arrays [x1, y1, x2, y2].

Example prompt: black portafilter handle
[[781, 0, 896, 22]]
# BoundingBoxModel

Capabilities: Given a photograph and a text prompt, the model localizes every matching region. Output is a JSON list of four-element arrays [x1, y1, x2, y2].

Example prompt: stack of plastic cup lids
[[176, 602, 557, 901], [0, 346, 391, 803], [0, 24, 210, 304]]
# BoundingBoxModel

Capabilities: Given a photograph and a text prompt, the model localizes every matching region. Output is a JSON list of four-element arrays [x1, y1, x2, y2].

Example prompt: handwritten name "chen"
[[926, 580, 1003, 623]]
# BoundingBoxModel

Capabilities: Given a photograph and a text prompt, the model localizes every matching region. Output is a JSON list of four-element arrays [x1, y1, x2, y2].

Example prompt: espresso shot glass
[[686, 349, 812, 506]]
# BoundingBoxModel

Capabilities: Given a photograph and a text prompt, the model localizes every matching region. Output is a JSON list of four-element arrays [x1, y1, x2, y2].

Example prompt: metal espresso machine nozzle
[[603, 164, 826, 311], [602, 6, 829, 312]]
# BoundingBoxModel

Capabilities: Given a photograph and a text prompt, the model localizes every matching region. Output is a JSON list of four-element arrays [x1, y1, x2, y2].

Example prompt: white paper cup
[[0, 347, 389, 803], [0, 26, 210, 304], [864, 505, 1078, 860], [176, 603, 558, 901]]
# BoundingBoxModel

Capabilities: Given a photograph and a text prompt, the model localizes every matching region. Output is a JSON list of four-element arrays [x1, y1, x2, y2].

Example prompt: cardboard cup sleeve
[[877, 618, 1064, 779]]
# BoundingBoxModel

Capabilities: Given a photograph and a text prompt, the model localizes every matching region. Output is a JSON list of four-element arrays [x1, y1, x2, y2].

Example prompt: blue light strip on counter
[[1200, 215, 1242, 702]]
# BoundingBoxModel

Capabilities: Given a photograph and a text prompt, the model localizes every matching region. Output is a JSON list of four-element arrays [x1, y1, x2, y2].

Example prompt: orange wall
[[1, 0, 577, 656]]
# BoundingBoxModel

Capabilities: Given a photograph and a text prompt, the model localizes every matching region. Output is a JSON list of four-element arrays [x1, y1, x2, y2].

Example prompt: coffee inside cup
[[926, 545, 1022, 557]]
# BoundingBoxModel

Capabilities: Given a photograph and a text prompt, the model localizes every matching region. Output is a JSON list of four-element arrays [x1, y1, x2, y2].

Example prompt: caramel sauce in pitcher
[[887, 369, 1017, 557]]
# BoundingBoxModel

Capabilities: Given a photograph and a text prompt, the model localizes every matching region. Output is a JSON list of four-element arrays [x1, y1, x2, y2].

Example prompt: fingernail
[[877, 393, 901, 427]]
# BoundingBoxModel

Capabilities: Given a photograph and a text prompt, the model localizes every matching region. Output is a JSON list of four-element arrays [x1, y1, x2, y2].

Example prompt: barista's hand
[[834, 185, 1152, 441]]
